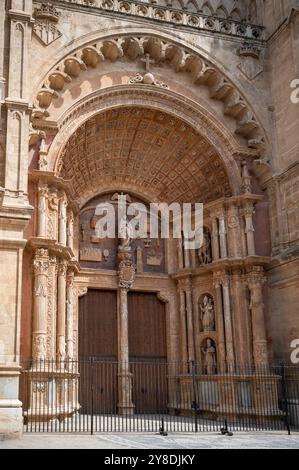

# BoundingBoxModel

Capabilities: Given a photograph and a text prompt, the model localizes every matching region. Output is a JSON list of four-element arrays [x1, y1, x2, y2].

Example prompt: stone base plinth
[[0, 401, 23, 439], [22, 367, 80, 423], [169, 373, 284, 424]]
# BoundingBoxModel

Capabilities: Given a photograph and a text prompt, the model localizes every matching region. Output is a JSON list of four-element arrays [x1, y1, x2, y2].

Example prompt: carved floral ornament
[[33, 34, 266, 151], [39, 0, 264, 40]]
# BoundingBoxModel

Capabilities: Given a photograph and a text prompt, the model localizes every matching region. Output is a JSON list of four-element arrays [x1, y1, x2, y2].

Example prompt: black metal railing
[[19, 359, 299, 434]]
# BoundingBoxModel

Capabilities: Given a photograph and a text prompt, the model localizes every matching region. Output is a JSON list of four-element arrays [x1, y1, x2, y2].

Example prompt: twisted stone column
[[247, 267, 268, 366], [32, 249, 49, 361], [57, 260, 67, 361]]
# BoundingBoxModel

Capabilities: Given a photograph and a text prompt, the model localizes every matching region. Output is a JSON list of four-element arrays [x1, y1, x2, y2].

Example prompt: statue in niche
[[119, 216, 133, 249], [198, 228, 212, 265], [201, 338, 217, 375], [200, 295, 215, 332]]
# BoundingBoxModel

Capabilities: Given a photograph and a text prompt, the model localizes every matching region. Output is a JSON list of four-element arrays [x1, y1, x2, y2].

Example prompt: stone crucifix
[[141, 53, 155, 72]]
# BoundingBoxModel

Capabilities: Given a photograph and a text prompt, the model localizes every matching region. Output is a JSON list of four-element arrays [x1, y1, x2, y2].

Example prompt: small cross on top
[[141, 53, 155, 72]]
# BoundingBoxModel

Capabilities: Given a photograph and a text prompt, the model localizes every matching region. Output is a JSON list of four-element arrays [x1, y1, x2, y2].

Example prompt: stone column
[[227, 204, 242, 258], [244, 203, 256, 256], [58, 192, 67, 246], [218, 211, 228, 258], [37, 183, 48, 238], [247, 267, 268, 366], [211, 217, 220, 260], [213, 273, 226, 372], [183, 238, 190, 268], [66, 270, 75, 362], [231, 269, 252, 367], [177, 238, 184, 270], [185, 278, 195, 362], [57, 260, 67, 361], [67, 210, 74, 251], [178, 287, 188, 368], [32, 249, 49, 361], [221, 274, 235, 370], [117, 248, 135, 415]]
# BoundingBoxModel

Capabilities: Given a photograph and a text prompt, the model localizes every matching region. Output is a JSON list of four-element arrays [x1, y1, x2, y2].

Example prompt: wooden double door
[[79, 289, 167, 414]]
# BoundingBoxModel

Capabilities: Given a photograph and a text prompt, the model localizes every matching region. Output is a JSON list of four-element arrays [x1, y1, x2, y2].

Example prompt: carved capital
[[33, 249, 49, 275], [247, 266, 265, 288], [57, 259, 68, 277]]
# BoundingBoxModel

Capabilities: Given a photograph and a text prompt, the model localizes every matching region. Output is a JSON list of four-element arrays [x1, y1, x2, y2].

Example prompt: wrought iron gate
[[20, 359, 299, 433]]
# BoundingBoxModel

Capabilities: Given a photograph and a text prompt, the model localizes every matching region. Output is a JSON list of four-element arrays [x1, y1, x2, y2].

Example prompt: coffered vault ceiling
[[59, 107, 232, 204]]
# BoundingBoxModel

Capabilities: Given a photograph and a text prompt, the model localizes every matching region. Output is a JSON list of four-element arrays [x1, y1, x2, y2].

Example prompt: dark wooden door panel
[[128, 292, 167, 361], [79, 289, 117, 359], [128, 292, 168, 413], [79, 289, 117, 414]]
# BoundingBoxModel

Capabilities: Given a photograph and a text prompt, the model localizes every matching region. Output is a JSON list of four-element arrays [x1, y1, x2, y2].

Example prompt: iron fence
[[20, 359, 299, 434]]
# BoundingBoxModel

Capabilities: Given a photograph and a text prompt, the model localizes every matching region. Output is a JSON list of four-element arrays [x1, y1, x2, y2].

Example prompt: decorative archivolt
[[33, 34, 266, 150]]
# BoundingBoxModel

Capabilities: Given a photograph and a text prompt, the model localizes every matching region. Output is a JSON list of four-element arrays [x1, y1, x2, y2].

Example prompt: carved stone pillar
[[58, 192, 67, 246], [37, 183, 48, 238], [185, 278, 195, 362], [218, 211, 228, 258], [48, 188, 59, 241], [66, 270, 75, 362], [211, 217, 220, 260], [67, 210, 74, 251], [177, 238, 184, 270], [57, 259, 67, 361], [179, 288, 188, 368], [183, 237, 190, 268], [244, 203, 255, 256], [231, 269, 252, 366], [117, 248, 135, 415], [32, 249, 49, 361], [47, 256, 57, 360], [227, 204, 242, 258], [213, 273, 226, 372], [247, 267, 268, 366], [221, 274, 235, 370]]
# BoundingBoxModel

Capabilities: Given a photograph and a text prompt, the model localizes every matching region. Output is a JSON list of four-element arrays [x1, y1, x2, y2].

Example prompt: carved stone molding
[[34, 34, 266, 150], [33, 2, 62, 46], [49, 1, 264, 41]]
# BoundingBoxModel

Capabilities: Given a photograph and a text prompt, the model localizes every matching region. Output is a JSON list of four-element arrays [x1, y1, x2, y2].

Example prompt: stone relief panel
[[79, 192, 166, 273]]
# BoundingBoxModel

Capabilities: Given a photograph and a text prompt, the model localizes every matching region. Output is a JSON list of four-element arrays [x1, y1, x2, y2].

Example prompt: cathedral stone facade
[[0, 0, 299, 437]]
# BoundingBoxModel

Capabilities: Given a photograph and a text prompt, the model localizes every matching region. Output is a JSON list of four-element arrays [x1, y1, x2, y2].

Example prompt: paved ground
[[1, 432, 299, 449]]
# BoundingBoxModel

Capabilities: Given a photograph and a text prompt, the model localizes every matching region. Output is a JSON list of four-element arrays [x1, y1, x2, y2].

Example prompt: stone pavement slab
[[1, 433, 299, 449]]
